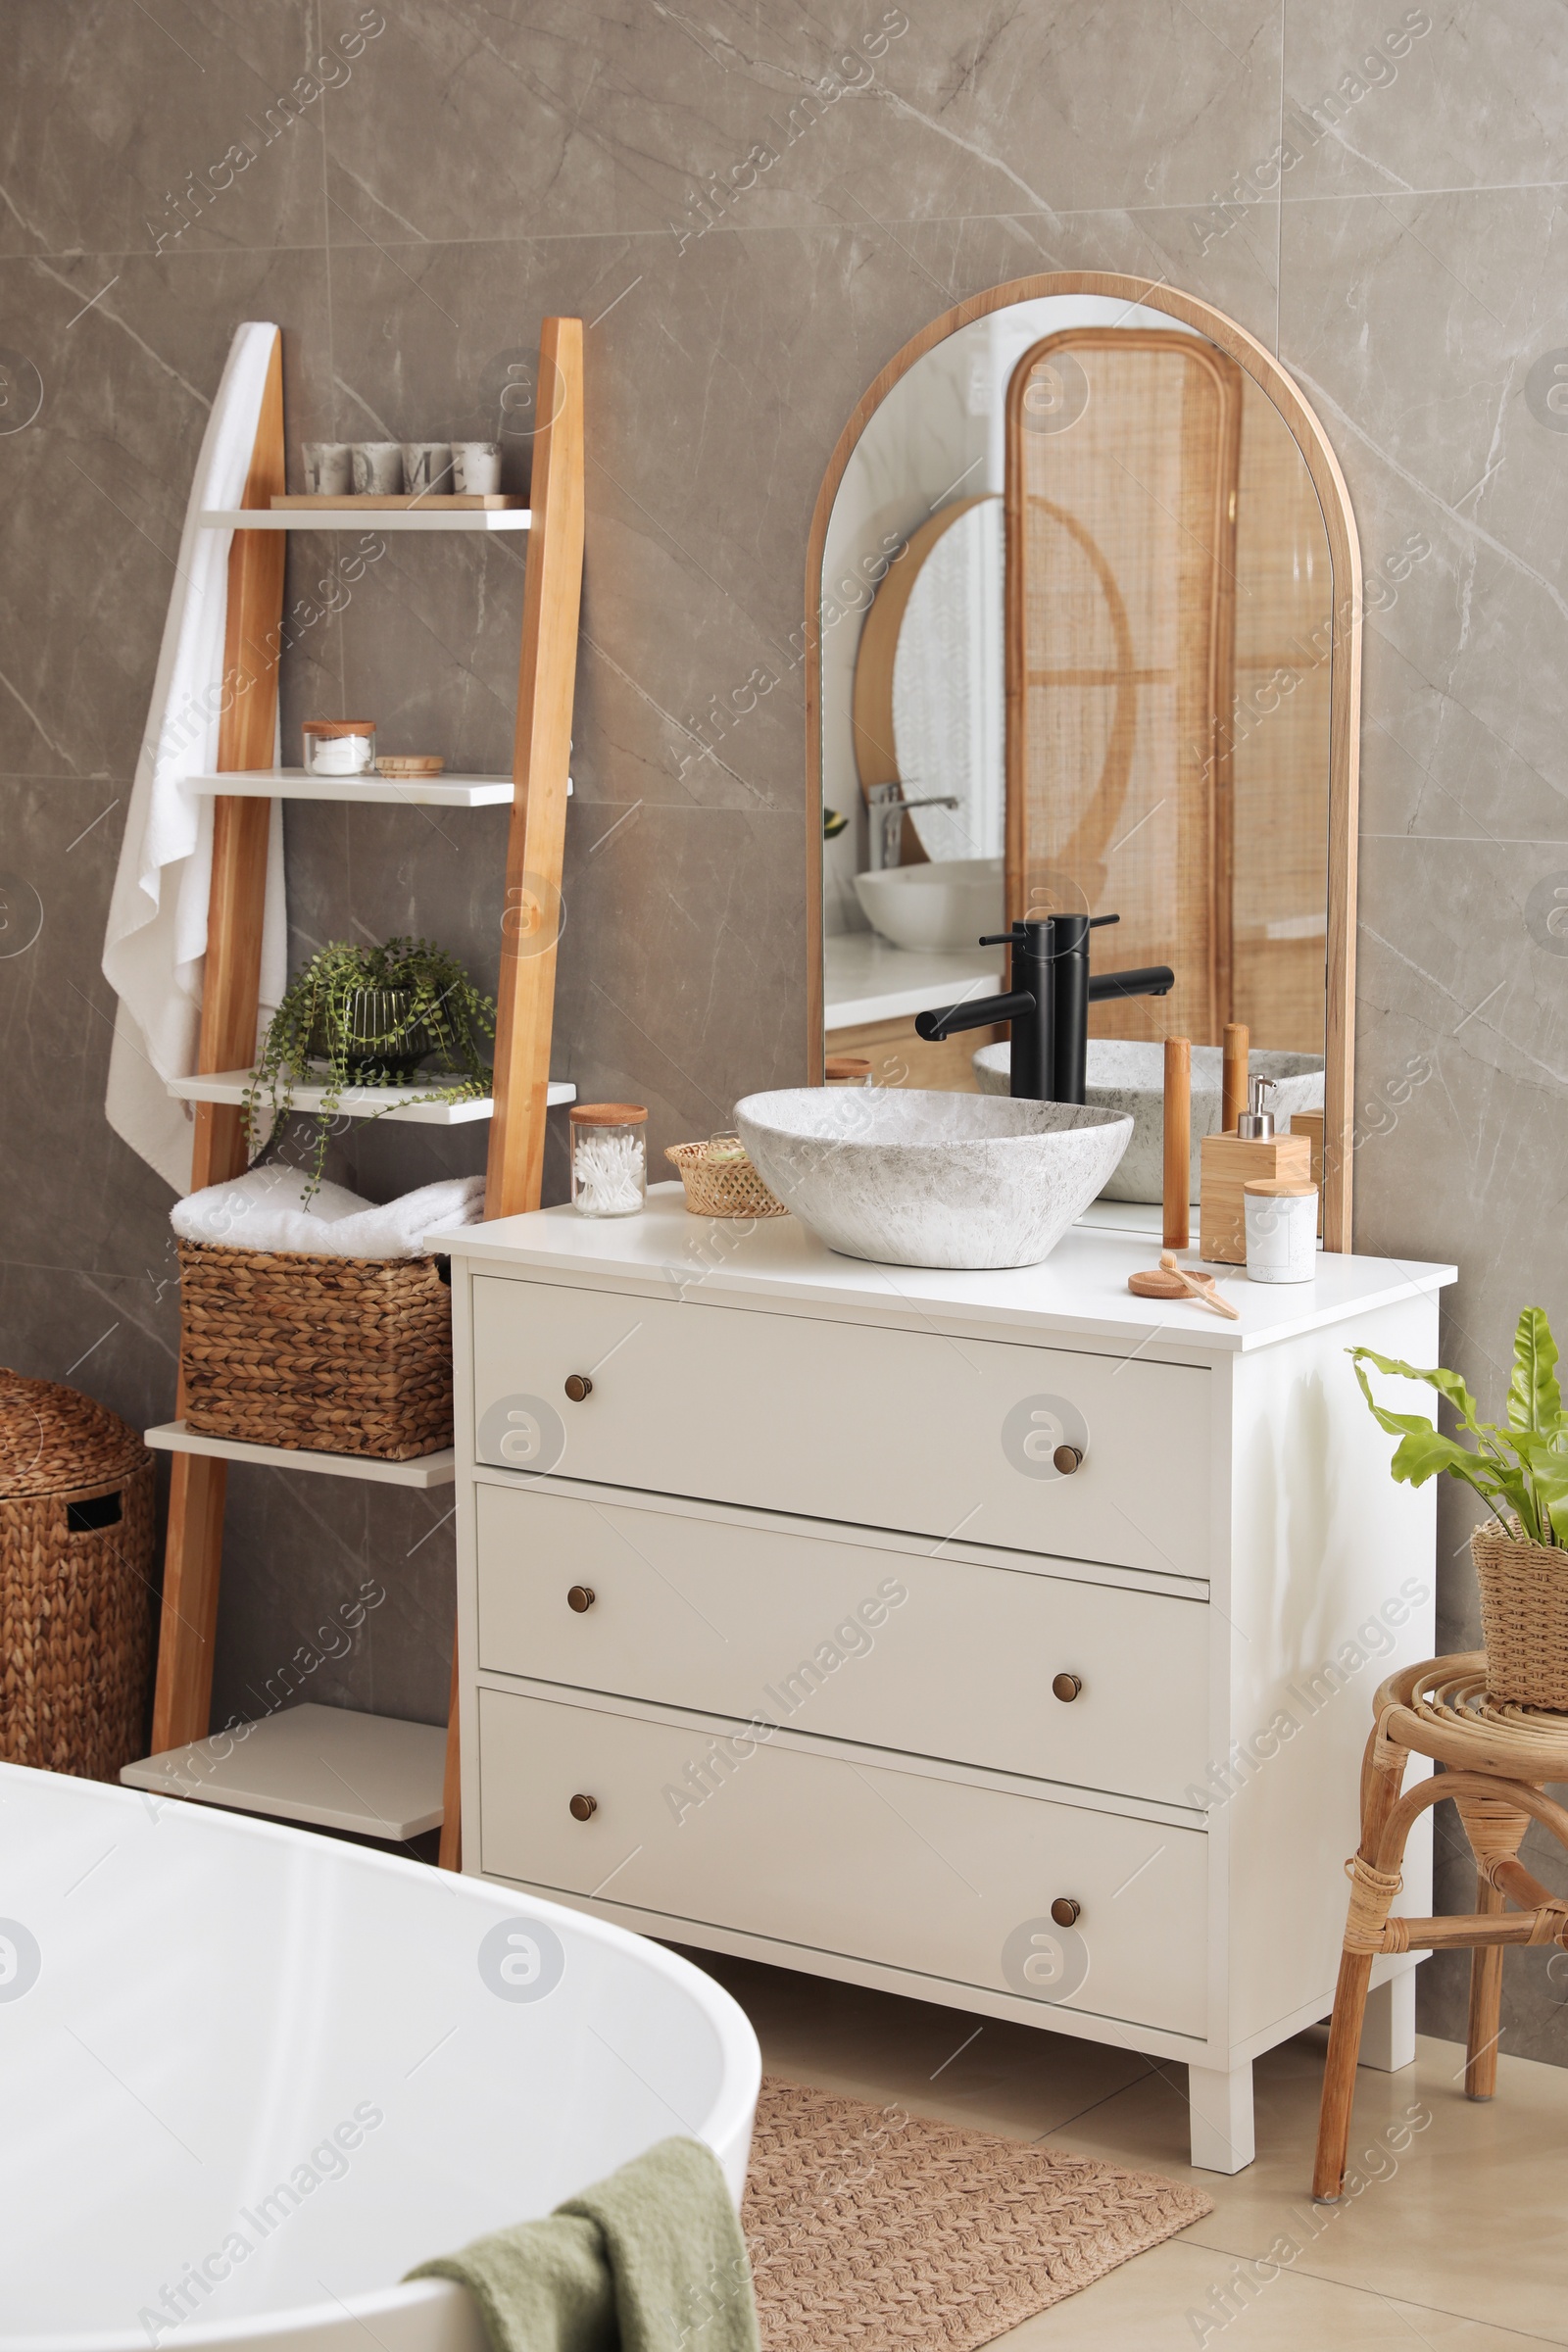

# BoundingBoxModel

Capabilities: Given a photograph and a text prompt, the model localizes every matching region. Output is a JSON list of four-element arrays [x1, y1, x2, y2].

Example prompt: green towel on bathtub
[[406, 2135, 760, 2352]]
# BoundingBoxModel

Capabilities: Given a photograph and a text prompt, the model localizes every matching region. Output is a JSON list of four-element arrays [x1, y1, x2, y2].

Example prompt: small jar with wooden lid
[[825, 1054, 872, 1088], [569, 1103, 648, 1218], [302, 718, 376, 776]]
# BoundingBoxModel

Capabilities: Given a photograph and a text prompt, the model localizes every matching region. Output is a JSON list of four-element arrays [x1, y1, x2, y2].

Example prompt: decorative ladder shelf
[[183, 768, 524, 807], [166, 1070, 576, 1125], [121, 1704, 447, 1840], [198, 506, 533, 531], [145, 1421, 457, 1488], [128, 319, 586, 1870]]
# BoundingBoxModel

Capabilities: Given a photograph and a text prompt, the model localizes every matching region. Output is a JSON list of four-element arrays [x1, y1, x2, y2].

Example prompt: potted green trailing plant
[[244, 937, 496, 1196], [1350, 1308, 1568, 1710]]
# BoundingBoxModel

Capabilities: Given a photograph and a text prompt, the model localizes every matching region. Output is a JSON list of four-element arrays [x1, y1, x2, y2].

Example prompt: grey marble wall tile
[[1357, 632, 1568, 849], [551, 803, 809, 1133], [321, 0, 1284, 249], [0, 246, 331, 778], [0, 778, 186, 1281], [212, 1467, 454, 1732], [1422, 1805, 1568, 2056], [1284, 0, 1567, 200], [0, 0, 332, 259], [1281, 187, 1568, 518]]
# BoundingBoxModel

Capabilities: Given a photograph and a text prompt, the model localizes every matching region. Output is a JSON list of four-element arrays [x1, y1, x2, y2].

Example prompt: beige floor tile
[[684, 1951, 1568, 2347], [987, 2239, 1553, 2350], [1043, 2034, 1568, 2343]]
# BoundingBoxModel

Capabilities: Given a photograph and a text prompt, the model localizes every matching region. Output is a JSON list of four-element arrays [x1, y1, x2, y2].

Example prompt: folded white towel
[[172, 1167, 487, 1259]]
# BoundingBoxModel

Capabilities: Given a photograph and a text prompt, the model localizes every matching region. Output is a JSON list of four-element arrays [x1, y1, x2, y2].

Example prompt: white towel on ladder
[[102, 319, 288, 1194]]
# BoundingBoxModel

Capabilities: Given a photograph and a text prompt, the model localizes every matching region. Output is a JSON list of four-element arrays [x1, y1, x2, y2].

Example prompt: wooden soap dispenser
[[1200, 1064, 1312, 1264]]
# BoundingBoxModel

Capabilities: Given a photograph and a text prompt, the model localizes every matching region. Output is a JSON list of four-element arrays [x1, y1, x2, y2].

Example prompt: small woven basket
[[176, 1241, 454, 1461], [664, 1141, 787, 1220], [1, 1370, 155, 1779], [1472, 1524, 1568, 1711]]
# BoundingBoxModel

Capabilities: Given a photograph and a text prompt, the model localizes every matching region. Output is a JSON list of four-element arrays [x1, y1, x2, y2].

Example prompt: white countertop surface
[[823, 933, 1004, 1029], [447, 1185, 1456, 1354]]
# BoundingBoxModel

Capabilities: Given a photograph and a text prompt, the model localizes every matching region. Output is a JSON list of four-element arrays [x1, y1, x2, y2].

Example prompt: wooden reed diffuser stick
[[1222, 1022, 1250, 1135], [1163, 1036, 1191, 1250]]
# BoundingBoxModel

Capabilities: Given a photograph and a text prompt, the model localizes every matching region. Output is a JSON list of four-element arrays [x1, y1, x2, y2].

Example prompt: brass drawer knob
[[566, 1585, 596, 1613], [1052, 1443, 1083, 1475], [1052, 1672, 1083, 1703], [564, 1373, 593, 1402], [568, 1792, 598, 1822], [1050, 1895, 1081, 1928]]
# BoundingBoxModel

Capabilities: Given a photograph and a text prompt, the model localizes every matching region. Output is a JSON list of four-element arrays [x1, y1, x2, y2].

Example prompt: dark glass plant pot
[[308, 986, 436, 1082]]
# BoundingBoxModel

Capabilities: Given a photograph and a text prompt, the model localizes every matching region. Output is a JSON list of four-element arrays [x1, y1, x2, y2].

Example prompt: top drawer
[[469, 1278, 1210, 1578]]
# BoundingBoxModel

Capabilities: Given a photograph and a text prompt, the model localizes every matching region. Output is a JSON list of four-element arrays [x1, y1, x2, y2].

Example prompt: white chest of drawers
[[446, 1188, 1455, 2171]]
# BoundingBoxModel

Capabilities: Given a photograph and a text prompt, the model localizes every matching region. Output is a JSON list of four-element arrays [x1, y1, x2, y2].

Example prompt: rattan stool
[[1313, 1650, 1568, 2199]]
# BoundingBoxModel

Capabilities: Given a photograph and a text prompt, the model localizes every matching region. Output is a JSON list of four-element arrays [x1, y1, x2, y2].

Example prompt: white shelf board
[[120, 1703, 446, 1838], [187, 767, 514, 808], [199, 507, 530, 532], [146, 1420, 455, 1488], [165, 1070, 576, 1124]]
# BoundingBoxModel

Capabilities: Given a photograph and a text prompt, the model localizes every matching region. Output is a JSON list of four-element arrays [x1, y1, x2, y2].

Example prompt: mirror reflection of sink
[[972, 1040, 1324, 1204], [735, 1086, 1132, 1270], [853, 857, 1004, 955]]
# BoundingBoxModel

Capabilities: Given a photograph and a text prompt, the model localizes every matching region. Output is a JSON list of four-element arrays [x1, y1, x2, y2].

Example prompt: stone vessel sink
[[735, 1088, 1132, 1270], [971, 1040, 1324, 1203]]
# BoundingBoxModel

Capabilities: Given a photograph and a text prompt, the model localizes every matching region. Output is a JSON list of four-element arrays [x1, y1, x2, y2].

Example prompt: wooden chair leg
[[1464, 1873, 1507, 2099], [1313, 1949, 1376, 2199], [1313, 1725, 1408, 2199]]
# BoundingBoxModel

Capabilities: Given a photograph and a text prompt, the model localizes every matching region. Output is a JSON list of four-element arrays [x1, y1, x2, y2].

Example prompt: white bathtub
[[0, 1763, 760, 2351]]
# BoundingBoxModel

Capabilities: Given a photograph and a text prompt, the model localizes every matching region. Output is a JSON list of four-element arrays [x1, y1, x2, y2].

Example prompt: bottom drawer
[[478, 1688, 1208, 2039]]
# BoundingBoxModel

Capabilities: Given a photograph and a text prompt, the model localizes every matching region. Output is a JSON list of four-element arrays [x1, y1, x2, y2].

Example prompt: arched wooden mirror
[[806, 274, 1360, 1250]]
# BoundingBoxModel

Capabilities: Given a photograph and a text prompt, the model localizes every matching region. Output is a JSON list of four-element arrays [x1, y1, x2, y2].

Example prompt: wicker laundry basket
[[176, 1241, 454, 1461], [0, 1370, 155, 1779]]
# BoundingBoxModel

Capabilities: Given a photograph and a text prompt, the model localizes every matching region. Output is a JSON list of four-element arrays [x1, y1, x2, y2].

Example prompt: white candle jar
[[303, 720, 376, 776], [569, 1104, 648, 1218], [1244, 1178, 1318, 1284]]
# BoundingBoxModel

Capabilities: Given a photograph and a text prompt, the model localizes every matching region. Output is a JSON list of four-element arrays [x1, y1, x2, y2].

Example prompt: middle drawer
[[475, 1482, 1209, 1808]]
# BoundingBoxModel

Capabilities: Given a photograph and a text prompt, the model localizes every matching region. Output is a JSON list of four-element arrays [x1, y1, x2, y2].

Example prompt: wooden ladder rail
[[151, 331, 286, 1753], [440, 317, 585, 1868], [148, 322, 587, 1886]]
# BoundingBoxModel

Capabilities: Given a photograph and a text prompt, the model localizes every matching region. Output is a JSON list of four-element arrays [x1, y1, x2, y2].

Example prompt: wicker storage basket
[[664, 1141, 787, 1219], [1, 1370, 155, 1778], [1472, 1525, 1568, 1711], [176, 1241, 453, 1461]]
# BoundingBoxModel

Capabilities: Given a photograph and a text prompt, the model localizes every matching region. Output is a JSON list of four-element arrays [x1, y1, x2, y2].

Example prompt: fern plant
[[244, 937, 495, 1197], [1349, 1308, 1568, 1548]]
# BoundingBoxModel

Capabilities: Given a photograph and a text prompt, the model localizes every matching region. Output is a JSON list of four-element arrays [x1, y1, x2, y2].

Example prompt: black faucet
[[913, 914, 1175, 1103]]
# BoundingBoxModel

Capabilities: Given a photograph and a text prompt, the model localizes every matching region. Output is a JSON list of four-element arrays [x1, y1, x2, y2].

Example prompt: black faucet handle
[[1089, 913, 1121, 928], [977, 928, 1026, 948]]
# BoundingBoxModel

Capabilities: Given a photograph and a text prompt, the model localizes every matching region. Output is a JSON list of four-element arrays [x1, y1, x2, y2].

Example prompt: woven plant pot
[[1472, 1524, 1568, 1711], [177, 1242, 453, 1461], [664, 1141, 787, 1220], [0, 1370, 155, 1779]]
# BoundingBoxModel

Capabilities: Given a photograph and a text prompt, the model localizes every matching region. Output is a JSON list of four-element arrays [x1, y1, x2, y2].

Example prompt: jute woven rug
[[742, 2077, 1213, 2351]]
